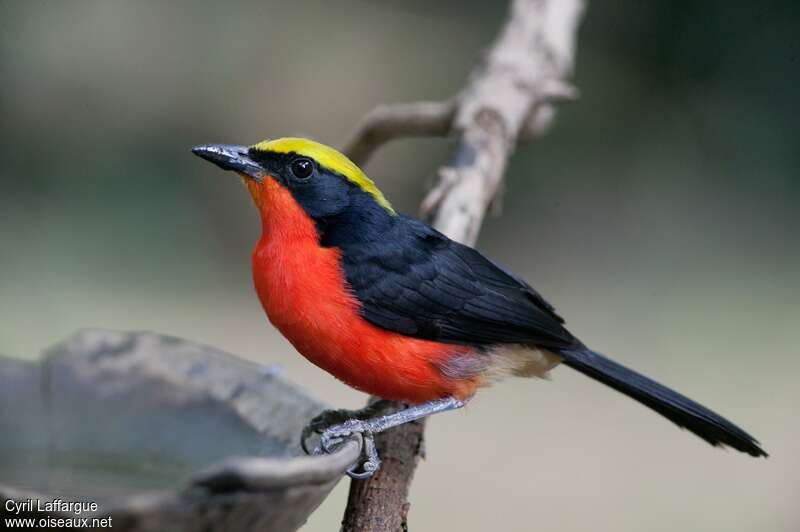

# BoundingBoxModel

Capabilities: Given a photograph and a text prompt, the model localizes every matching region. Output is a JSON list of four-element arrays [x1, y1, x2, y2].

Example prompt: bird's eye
[[290, 158, 314, 180]]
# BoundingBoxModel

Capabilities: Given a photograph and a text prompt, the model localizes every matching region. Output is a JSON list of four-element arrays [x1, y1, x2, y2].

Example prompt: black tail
[[557, 349, 767, 457]]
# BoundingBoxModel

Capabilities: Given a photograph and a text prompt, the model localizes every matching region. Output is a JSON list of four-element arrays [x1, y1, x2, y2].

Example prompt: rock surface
[[0, 330, 359, 532]]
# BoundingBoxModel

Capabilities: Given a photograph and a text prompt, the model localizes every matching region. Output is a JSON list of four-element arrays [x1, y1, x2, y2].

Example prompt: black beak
[[191, 144, 263, 180]]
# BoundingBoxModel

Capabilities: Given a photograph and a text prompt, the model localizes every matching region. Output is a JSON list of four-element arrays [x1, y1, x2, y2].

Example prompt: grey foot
[[300, 399, 395, 456], [317, 419, 382, 479], [304, 396, 468, 480]]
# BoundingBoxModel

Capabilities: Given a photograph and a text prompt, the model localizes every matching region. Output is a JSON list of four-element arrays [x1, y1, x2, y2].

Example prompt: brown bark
[[341, 404, 423, 532]]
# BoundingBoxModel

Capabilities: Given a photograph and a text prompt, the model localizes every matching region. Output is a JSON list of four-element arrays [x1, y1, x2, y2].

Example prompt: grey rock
[[0, 330, 359, 532]]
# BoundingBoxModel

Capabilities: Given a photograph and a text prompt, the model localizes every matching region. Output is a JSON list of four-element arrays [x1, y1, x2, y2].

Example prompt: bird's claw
[[301, 408, 355, 455], [319, 418, 366, 452], [345, 432, 381, 479], [311, 419, 382, 479], [299, 397, 466, 480], [301, 400, 396, 456]]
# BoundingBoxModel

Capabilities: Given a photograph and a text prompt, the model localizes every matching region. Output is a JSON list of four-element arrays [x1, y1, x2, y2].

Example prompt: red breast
[[248, 177, 478, 403]]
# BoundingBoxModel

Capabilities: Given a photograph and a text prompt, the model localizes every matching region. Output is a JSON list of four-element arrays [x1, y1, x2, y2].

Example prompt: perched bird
[[193, 138, 766, 477]]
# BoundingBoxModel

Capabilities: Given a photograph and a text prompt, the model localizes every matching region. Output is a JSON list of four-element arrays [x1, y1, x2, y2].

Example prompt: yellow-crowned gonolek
[[193, 138, 767, 477]]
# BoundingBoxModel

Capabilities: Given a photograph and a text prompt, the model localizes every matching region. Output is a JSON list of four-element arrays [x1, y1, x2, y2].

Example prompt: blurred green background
[[1, 1, 797, 530]]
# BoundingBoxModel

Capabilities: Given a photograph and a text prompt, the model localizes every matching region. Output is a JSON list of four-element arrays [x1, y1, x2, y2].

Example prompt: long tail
[[556, 349, 767, 457]]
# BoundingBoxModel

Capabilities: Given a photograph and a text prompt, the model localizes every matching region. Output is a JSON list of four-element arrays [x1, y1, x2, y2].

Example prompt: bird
[[192, 137, 767, 477]]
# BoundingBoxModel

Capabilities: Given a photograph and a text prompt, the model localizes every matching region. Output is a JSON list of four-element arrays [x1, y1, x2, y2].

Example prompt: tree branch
[[340, 1, 586, 530], [343, 100, 456, 167]]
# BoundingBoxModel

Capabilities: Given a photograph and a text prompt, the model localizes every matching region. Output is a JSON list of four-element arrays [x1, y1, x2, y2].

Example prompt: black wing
[[339, 216, 580, 350]]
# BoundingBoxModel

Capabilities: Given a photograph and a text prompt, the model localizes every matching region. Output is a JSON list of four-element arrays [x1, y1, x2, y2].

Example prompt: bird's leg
[[301, 399, 397, 455], [312, 396, 467, 479]]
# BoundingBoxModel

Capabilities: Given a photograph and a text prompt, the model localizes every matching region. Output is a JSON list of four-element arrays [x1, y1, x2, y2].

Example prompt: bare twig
[[341, 1, 586, 530], [343, 100, 456, 167]]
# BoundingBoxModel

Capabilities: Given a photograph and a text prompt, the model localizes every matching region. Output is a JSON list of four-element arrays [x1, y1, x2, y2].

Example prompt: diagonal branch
[[340, 1, 586, 530]]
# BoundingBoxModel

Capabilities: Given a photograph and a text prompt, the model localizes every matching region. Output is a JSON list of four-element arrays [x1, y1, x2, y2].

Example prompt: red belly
[[249, 179, 477, 403]]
